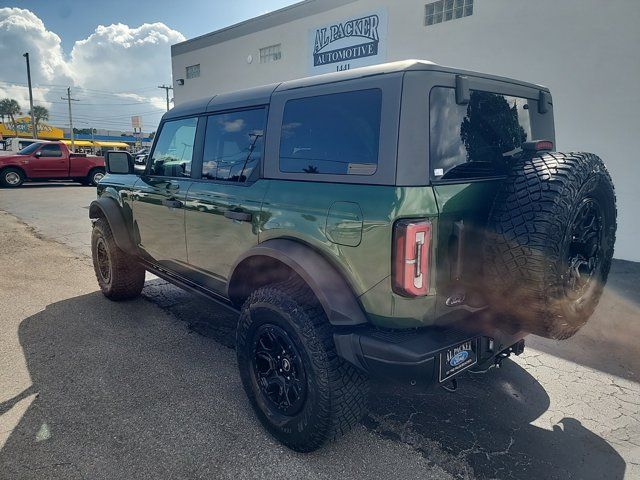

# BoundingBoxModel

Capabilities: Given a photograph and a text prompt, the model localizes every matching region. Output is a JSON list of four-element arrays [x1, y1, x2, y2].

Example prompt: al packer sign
[[309, 10, 387, 74]]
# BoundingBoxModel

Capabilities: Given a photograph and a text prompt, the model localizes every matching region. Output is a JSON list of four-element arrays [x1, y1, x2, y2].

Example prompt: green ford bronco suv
[[89, 60, 616, 452]]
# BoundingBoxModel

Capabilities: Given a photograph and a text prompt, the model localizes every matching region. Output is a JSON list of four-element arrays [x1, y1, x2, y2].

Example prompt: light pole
[[23, 53, 36, 139]]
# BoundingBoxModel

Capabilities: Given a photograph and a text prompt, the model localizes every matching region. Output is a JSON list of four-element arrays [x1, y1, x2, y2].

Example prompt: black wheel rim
[[251, 324, 307, 416], [95, 237, 112, 284], [564, 198, 604, 301]]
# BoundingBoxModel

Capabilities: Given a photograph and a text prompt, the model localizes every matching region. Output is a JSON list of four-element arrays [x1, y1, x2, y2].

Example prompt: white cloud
[[69, 22, 185, 92], [0, 8, 72, 84], [0, 8, 184, 132], [0, 85, 52, 112]]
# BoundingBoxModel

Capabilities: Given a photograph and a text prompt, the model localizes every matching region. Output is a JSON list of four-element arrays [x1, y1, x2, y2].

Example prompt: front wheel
[[0, 168, 25, 188], [91, 218, 145, 300], [236, 278, 369, 452]]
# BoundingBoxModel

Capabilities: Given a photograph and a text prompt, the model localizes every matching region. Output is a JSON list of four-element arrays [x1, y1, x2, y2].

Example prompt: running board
[[141, 260, 239, 315]]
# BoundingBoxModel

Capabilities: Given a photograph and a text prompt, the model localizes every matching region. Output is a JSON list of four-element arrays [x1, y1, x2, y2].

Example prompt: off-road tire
[[236, 277, 369, 452], [0, 167, 25, 188], [484, 152, 616, 339], [91, 218, 145, 300]]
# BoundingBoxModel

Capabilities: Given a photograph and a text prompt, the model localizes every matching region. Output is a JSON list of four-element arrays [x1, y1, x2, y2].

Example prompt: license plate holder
[[439, 338, 478, 382]]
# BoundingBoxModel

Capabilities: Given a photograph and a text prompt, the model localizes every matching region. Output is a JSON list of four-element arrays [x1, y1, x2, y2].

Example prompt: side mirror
[[105, 150, 134, 174], [34, 151, 42, 158]]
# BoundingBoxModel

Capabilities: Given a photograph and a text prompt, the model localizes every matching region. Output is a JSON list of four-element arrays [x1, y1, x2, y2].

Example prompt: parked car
[[0, 140, 105, 187], [2, 137, 40, 152], [89, 60, 617, 452], [133, 147, 149, 165]]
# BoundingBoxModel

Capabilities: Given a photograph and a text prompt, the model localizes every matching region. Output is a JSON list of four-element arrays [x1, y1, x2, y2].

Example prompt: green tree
[[460, 92, 527, 163], [0, 98, 22, 136], [29, 105, 49, 139]]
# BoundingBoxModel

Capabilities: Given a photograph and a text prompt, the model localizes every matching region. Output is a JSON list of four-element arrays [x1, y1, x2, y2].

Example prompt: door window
[[39, 144, 62, 157], [279, 89, 382, 175], [148, 117, 198, 177], [201, 108, 266, 183]]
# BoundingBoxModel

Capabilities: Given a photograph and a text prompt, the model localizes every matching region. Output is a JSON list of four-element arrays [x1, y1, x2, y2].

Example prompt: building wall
[[171, 0, 640, 261]]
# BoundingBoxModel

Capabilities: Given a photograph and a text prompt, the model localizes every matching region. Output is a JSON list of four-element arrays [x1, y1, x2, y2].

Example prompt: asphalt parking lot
[[1, 182, 639, 479]]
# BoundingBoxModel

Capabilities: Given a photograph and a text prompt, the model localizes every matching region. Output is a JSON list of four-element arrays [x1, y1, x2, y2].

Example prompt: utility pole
[[158, 84, 173, 112], [23, 52, 36, 139], [61, 87, 79, 152]]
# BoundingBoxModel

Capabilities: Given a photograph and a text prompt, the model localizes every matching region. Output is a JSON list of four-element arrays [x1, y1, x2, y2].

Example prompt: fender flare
[[89, 197, 137, 255], [229, 239, 368, 327]]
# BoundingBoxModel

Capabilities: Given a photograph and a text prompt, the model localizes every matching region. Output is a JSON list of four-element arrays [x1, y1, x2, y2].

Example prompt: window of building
[[39, 144, 62, 157], [425, 0, 473, 26], [259, 44, 282, 64], [149, 117, 198, 177], [429, 87, 534, 181], [279, 89, 382, 176], [201, 108, 266, 183], [186, 64, 200, 79]]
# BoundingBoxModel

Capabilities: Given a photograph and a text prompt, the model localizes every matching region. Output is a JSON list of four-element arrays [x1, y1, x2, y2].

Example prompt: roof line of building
[[171, 0, 357, 56]]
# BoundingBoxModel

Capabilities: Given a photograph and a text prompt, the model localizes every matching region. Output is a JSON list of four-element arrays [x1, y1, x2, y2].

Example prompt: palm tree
[[29, 105, 49, 139], [0, 99, 22, 137]]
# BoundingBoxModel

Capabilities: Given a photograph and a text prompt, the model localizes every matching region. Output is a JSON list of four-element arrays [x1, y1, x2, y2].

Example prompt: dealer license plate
[[439, 339, 478, 382]]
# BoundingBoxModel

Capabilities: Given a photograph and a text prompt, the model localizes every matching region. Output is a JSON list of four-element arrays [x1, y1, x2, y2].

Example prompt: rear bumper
[[334, 313, 527, 387]]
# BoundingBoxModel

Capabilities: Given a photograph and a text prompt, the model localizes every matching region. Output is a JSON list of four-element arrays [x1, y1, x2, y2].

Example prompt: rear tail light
[[392, 219, 432, 297], [522, 140, 554, 152]]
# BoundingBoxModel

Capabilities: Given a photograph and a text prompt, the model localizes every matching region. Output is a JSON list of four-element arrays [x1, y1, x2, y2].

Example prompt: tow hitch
[[468, 339, 526, 375], [495, 339, 525, 368]]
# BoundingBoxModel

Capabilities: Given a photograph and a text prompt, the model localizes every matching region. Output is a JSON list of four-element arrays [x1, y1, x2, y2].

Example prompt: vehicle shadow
[[139, 280, 627, 479], [368, 366, 625, 479], [0, 283, 626, 480]]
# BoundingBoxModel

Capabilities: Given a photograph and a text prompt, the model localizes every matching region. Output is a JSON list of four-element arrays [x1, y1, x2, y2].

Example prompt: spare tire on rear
[[484, 152, 616, 340]]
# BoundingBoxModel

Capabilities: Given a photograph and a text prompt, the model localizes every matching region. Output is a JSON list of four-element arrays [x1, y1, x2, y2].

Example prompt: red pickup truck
[[0, 140, 105, 188]]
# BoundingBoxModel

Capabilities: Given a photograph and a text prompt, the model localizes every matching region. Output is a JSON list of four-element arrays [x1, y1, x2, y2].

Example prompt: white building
[[171, 0, 640, 261]]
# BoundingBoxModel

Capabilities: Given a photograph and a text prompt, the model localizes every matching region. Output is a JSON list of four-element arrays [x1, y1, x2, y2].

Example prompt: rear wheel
[[236, 278, 369, 452], [484, 152, 616, 339], [86, 168, 105, 187], [91, 218, 145, 300], [0, 168, 25, 188]]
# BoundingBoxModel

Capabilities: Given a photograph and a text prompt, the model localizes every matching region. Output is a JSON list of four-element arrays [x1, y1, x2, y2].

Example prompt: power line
[[0, 79, 165, 97]]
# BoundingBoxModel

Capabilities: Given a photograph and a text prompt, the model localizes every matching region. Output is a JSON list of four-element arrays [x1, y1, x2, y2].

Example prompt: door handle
[[162, 199, 183, 209], [224, 210, 252, 222]]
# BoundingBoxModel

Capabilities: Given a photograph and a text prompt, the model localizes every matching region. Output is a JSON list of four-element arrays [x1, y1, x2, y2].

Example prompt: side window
[[430, 87, 534, 181], [148, 117, 198, 177], [40, 144, 62, 157], [279, 89, 382, 175], [201, 108, 266, 183]]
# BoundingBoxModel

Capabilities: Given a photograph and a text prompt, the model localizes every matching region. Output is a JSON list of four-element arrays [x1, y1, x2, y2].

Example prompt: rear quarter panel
[[259, 181, 439, 327], [69, 155, 105, 177]]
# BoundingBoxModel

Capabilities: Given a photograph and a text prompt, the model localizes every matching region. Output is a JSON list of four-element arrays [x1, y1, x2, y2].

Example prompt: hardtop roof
[[164, 60, 549, 121]]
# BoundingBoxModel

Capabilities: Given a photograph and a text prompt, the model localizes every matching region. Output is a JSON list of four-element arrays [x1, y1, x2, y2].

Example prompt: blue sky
[[12, 0, 298, 51], [0, 1, 297, 132]]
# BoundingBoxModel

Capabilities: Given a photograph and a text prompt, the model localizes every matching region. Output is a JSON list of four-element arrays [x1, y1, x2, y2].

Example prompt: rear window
[[279, 89, 382, 176], [430, 87, 534, 181]]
